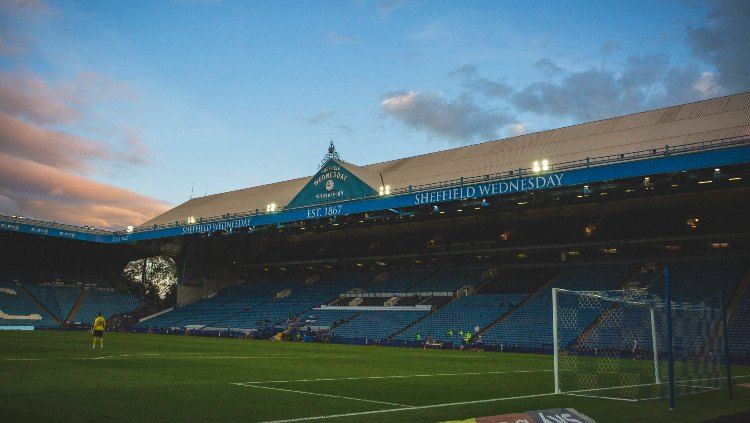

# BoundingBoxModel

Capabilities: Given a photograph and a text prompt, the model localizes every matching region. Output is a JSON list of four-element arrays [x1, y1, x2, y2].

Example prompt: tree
[[120, 255, 177, 307]]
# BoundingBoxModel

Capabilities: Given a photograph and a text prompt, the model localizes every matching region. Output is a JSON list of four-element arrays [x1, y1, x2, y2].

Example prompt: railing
[[123, 134, 748, 235], [2, 134, 748, 236], [0, 215, 112, 235]]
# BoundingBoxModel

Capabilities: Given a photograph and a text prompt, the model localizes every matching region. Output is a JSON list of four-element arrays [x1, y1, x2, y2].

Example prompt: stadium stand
[[395, 293, 527, 343], [478, 267, 559, 294], [134, 259, 750, 356], [22, 284, 81, 321], [140, 281, 282, 328], [481, 264, 634, 351], [0, 284, 57, 328], [361, 269, 428, 293], [729, 288, 750, 360], [649, 260, 747, 302], [72, 288, 140, 323], [331, 310, 429, 341], [299, 309, 361, 328], [410, 267, 486, 292], [571, 260, 747, 355]]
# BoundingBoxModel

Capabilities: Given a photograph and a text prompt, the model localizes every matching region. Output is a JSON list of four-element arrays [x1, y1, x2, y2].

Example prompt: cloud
[[450, 65, 512, 99], [306, 109, 336, 124], [0, 112, 135, 172], [381, 91, 513, 143], [0, 0, 52, 15], [0, 3, 162, 228], [386, 2, 750, 143], [0, 71, 81, 124], [0, 152, 170, 228], [687, 0, 750, 92], [506, 123, 528, 137], [326, 31, 358, 45], [449, 64, 478, 79], [599, 41, 622, 55], [533, 58, 563, 77], [335, 124, 354, 135], [412, 20, 454, 41], [378, 0, 405, 16], [510, 54, 712, 121]]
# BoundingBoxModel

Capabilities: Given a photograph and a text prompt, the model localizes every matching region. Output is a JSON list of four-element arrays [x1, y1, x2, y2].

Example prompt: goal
[[551, 271, 732, 407]]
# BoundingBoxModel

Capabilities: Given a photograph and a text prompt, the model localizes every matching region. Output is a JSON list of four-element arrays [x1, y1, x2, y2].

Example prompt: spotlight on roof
[[126, 225, 134, 233], [187, 216, 196, 224], [266, 203, 277, 213], [379, 185, 391, 196], [532, 159, 550, 173]]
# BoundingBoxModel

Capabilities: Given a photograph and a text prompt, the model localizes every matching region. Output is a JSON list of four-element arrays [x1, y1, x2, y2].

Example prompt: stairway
[[571, 264, 647, 348], [386, 296, 454, 341], [19, 285, 60, 323], [477, 269, 560, 336], [65, 288, 88, 325]]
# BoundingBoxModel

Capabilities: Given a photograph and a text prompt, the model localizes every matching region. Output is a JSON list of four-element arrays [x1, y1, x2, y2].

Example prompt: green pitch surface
[[1, 331, 749, 422]]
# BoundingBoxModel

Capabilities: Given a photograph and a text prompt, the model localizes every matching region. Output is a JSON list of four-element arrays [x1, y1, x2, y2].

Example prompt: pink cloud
[[0, 111, 141, 172], [0, 71, 80, 124], [0, 0, 52, 15], [0, 152, 171, 228]]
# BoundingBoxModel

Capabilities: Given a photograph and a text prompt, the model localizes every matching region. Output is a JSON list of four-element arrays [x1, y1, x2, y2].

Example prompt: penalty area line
[[234, 369, 552, 384], [232, 383, 410, 407], [255, 392, 557, 423]]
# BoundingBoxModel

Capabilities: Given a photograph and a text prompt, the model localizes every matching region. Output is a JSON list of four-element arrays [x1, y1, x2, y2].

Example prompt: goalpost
[[551, 268, 732, 407]]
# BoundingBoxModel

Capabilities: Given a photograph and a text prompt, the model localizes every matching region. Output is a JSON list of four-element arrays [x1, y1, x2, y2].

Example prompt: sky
[[0, 0, 748, 229]]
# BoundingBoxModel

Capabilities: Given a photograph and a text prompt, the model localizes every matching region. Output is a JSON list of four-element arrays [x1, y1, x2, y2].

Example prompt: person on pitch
[[92, 312, 106, 349]]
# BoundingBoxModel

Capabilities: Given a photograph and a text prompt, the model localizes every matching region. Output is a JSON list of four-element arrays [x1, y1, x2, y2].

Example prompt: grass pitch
[[1, 331, 748, 422]]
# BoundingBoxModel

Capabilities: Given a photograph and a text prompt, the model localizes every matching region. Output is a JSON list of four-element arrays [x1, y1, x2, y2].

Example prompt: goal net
[[552, 286, 727, 403]]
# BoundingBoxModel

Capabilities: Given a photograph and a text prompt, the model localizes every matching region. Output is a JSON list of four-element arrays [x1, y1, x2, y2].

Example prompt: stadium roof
[[142, 92, 750, 227]]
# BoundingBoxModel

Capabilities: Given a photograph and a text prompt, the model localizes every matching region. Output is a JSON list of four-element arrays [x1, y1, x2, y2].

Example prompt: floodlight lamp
[[532, 161, 540, 173], [541, 159, 549, 171], [126, 225, 134, 233]]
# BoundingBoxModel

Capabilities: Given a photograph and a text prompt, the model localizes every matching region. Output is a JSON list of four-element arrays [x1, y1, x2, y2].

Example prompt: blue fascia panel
[[3, 145, 750, 244]]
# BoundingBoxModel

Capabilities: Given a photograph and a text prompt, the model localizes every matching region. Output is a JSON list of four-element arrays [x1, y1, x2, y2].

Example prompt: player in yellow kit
[[92, 312, 106, 349]]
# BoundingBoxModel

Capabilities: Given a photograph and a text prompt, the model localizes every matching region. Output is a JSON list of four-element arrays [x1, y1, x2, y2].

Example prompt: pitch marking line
[[234, 369, 552, 385], [233, 383, 410, 407], [255, 392, 557, 423], [561, 374, 750, 402], [1, 353, 354, 362]]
